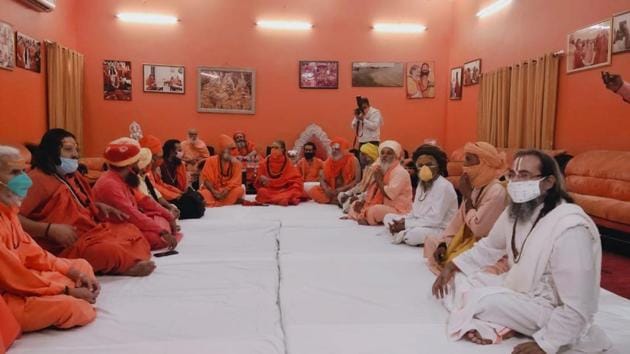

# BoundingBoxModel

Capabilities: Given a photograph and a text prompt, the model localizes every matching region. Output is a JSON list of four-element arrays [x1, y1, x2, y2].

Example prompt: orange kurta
[[159, 162, 188, 192], [149, 170, 182, 202], [0, 296, 20, 352], [20, 170, 151, 274], [0, 204, 96, 333], [297, 157, 324, 182], [199, 156, 244, 207], [308, 154, 359, 204], [181, 139, 210, 163], [255, 155, 305, 206]]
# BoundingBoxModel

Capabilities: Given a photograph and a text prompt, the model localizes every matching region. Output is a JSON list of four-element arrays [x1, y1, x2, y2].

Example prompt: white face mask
[[507, 178, 544, 203], [176, 151, 184, 160]]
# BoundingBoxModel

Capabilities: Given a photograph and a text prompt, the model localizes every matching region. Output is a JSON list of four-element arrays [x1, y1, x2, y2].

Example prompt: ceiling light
[[476, 0, 513, 18], [256, 20, 313, 30], [116, 12, 179, 25], [372, 23, 427, 33]]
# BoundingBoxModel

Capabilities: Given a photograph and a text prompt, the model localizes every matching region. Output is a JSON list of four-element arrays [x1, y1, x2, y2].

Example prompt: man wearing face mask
[[424, 142, 508, 274], [160, 139, 189, 192], [432, 150, 611, 354], [255, 140, 304, 206], [337, 143, 379, 213], [136, 147, 181, 222], [296, 142, 324, 183], [308, 137, 361, 204], [347, 140, 412, 225], [0, 145, 99, 334], [93, 139, 178, 251], [199, 135, 245, 207], [384, 144, 458, 246], [19, 129, 154, 277]]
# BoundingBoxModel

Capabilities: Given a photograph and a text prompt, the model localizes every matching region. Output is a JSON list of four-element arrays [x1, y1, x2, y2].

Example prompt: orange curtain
[[478, 53, 560, 149], [46, 42, 85, 147]]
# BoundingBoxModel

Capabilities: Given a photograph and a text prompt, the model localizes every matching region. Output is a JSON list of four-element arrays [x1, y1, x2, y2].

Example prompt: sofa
[[565, 150, 630, 234]]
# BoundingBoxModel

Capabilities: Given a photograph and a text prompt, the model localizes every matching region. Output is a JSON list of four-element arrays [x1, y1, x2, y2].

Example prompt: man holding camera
[[351, 97, 383, 148]]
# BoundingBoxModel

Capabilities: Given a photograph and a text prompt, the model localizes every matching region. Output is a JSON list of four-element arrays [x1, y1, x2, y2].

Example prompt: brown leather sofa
[[565, 150, 630, 234]]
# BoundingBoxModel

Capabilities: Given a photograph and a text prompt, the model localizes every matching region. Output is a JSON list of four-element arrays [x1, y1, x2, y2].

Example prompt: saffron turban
[[463, 142, 506, 170], [139, 135, 162, 155], [137, 148, 153, 169], [104, 140, 141, 167], [218, 134, 236, 152], [360, 143, 379, 161], [330, 137, 350, 151]]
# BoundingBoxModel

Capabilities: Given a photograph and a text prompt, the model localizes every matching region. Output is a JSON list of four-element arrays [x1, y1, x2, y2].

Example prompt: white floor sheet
[[10, 202, 630, 354]]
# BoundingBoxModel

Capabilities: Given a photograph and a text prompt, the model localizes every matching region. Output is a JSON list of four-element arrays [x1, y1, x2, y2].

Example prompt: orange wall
[[445, 0, 630, 154], [0, 0, 78, 146], [74, 0, 454, 156]]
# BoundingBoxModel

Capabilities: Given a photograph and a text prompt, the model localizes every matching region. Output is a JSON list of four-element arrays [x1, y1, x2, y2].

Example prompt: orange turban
[[462, 141, 506, 188], [330, 137, 350, 151], [218, 134, 235, 152], [104, 141, 141, 167], [139, 135, 162, 155]]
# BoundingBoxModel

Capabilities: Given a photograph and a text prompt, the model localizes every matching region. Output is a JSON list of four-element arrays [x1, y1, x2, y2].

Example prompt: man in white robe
[[432, 150, 611, 354], [384, 144, 458, 246]]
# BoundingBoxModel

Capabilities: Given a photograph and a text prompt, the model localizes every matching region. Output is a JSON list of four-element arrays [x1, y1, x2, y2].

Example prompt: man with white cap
[[93, 138, 177, 251], [347, 140, 412, 225]]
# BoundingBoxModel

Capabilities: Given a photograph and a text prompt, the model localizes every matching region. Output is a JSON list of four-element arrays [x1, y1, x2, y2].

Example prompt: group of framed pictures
[[102, 60, 256, 114], [449, 58, 481, 101], [299, 60, 437, 99], [567, 10, 630, 74], [0, 20, 42, 73]]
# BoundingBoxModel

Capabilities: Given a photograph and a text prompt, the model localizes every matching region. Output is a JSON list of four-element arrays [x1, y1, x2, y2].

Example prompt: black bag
[[172, 187, 206, 219]]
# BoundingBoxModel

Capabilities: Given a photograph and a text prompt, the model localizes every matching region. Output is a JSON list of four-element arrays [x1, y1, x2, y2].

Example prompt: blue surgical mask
[[0, 172, 33, 198], [56, 157, 79, 176]]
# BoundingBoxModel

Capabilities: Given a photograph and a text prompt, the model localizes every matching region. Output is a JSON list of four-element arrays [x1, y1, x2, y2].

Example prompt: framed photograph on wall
[[463, 59, 481, 86], [15, 32, 41, 73], [352, 62, 404, 87], [613, 10, 630, 54], [143, 64, 185, 94], [449, 67, 463, 100], [567, 19, 612, 73], [406, 61, 435, 98], [0, 20, 15, 71], [197, 67, 255, 114], [299, 60, 338, 89], [103, 60, 132, 101]]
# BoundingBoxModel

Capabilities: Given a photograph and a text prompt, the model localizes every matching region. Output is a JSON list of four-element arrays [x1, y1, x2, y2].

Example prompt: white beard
[[379, 161, 392, 173]]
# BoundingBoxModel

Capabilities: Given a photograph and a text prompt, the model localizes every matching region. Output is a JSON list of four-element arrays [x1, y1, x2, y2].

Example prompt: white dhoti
[[383, 213, 443, 246]]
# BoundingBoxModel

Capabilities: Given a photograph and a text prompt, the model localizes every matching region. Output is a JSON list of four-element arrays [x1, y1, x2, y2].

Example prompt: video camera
[[354, 96, 367, 116]]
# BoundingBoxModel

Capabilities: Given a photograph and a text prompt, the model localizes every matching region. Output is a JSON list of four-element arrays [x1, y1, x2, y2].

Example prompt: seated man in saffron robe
[[93, 139, 178, 251], [255, 140, 305, 206], [432, 150, 611, 354], [347, 140, 412, 225], [296, 142, 324, 182], [136, 147, 181, 220], [199, 135, 245, 207], [337, 143, 379, 213], [160, 139, 189, 192], [384, 144, 459, 246], [308, 137, 361, 204], [139, 135, 183, 203], [19, 129, 154, 277], [0, 145, 99, 333], [424, 141, 508, 275], [181, 128, 210, 189], [232, 131, 259, 188]]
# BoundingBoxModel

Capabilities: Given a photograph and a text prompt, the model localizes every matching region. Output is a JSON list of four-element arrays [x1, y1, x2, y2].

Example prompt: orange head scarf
[[462, 141, 506, 188], [218, 134, 235, 153], [140, 135, 163, 155]]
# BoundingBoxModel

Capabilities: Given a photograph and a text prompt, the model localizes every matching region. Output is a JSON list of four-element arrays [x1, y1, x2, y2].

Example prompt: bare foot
[[357, 219, 369, 226], [122, 260, 156, 277], [465, 330, 493, 345]]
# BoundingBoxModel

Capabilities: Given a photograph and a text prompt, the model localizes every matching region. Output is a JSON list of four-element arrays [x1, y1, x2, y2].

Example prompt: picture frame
[[143, 64, 185, 94], [299, 60, 339, 89], [567, 19, 612, 73], [406, 61, 436, 98], [103, 60, 132, 101], [352, 62, 404, 87], [612, 10, 630, 54], [449, 67, 463, 100], [15, 31, 41, 73], [197, 66, 255, 114], [0, 20, 15, 71], [463, 58, 482, 86]]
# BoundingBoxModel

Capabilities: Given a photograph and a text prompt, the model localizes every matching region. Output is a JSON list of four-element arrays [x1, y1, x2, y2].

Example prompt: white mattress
[[10, 203, 630, 354]]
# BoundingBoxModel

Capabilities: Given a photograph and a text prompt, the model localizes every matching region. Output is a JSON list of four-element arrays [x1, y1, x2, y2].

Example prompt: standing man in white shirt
[[351, 97, 383, 148]]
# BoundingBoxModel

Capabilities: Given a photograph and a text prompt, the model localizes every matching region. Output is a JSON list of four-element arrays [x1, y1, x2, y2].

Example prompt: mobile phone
[[154, 250, 179, 258]]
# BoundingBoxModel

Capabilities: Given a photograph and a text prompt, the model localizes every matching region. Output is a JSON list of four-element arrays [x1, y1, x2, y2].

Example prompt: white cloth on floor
[[448, 202, 611, 353], [383, 175, 458, 245]]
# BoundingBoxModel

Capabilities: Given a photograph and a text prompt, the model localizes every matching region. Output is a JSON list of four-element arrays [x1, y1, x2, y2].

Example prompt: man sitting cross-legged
[[384, 144, 458, 246], [308, 137, 361, 204], [199, 135, 245, 207], [0, 145, 99, 333], [432, 150, 612, 354]]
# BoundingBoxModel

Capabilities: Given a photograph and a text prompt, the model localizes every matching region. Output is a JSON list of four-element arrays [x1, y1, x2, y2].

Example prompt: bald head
[[0, 146, 24, 173], [0, 145, 30, 206], [188, 128, 199, 141]]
